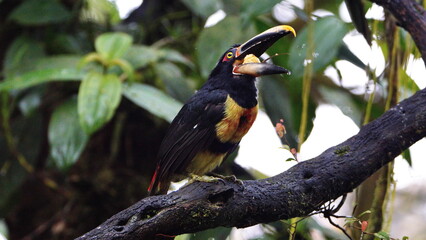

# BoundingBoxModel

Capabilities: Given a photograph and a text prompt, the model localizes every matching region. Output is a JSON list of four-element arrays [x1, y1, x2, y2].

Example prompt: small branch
[[76, 88, 426, 240], [370, 0, 426, 63]]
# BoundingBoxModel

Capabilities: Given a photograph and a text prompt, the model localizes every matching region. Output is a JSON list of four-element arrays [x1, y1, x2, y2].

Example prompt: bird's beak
[[233, 25, 296, 76]]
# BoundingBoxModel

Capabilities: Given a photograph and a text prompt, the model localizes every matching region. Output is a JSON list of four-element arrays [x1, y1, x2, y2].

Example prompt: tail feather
[[148, 165, 171, 196], [148, 165, 160, 194]]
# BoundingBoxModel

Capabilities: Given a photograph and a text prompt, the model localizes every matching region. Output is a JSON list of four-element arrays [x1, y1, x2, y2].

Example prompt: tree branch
[[76, 88, 426, 240], [370, 0, 426, 63]]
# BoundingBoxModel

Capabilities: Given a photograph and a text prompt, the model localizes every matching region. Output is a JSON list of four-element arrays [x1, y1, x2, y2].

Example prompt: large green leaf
[[8, 0, 71, 25], [0, 68, 85, 92], [122, 83, 183, 123], [240, 0, 281, 24], [124, 46, 194, 69], [180, 0, 223, 18], [78, 72, 122, 134], [288, 17, 349, 78], [3, 36, 45, 78], [124, 45, 160, 69], [196, 16, 255, 78], [95, 32, 133, 61], [49, 98, 89, 171], [154, 62, 193, 102], [34, 55, 83, 70], [158, 49, 194, 69]]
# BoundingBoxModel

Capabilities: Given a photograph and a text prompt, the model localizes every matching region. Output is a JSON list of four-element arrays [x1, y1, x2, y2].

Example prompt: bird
[[148, 25, 296, 195]]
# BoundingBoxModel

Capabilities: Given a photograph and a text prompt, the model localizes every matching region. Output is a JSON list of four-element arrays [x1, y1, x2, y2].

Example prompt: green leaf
[[0, 68, 85, 92], [288, 17, 349, 78], [35, 55, 83, 70], [95, 33, 133, 61], [240, 0, 281, 24], [181, 0, 223, 18], [337, 43, 366, 69], [196, 16, 255, 78], [358, 210, 372, 218], [374, 231, 390, 240], [158, 49, 194, 68], [3, 36, 45, 78], [9, 0, 71, 25], [78, 72, 122, 134], [401, 149, 412, 166], [124, 46, 194, 70], [124, 45, 160, 69], [49, 98, 89, 171], [122, 83, 183, 123], [80, 0, 120, 24], [154, 62, 193, 102]]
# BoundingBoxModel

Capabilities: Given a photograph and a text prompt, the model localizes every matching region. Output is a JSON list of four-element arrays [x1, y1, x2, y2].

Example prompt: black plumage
[[148, 25, 296, 195]]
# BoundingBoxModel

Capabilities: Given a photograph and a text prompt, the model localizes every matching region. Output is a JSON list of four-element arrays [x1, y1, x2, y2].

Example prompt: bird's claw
[[186, 173, 244, 191]]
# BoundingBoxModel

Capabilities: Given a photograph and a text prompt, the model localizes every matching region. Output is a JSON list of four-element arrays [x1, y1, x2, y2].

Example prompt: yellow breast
[[215, 95, 258, 143]]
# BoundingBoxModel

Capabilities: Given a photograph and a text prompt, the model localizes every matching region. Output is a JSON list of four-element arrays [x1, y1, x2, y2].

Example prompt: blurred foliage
[[0, 0, 422, 239]]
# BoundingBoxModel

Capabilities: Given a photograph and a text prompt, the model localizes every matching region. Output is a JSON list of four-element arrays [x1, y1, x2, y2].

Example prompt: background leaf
[[49, 97, 89, 171], [240, 0, 281, 24], [337, 43, 366, 69], [95, 32, 133, 61], [0, 68, 85, 92], [288, 17, 349, 78], [78, 72, 122, 134], [124, 45, 160, 69], [8, 0, 71, 25], [154, 62, 193, 102], [180, 0, 223, 18], [3, 36, 45, 78], [122, 83, 183, 123]]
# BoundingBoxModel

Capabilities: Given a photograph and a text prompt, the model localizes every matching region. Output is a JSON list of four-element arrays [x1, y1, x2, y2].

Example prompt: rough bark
[[371, 0, 426, 64], [75, 88, 426, 240]]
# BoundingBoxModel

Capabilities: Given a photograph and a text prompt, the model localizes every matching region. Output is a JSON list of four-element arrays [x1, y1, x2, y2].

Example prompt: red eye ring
[[222, 51, 234, 62]]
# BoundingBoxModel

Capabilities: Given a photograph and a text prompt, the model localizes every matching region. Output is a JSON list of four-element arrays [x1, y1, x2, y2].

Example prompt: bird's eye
[[226, 52, 233, 58]]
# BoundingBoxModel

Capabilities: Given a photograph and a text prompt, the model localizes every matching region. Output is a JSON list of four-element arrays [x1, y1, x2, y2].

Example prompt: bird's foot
[[186, 173, 244, 189], [186, 173, 225, 185], [207, 173, 244, 186]]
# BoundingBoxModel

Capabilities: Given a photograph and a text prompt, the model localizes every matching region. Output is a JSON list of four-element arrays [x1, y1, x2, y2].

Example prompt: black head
[[208, 25, 296, 81]]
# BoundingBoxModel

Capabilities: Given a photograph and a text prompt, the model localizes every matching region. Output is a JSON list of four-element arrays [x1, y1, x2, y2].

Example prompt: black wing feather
[[156, 90, 228, 183]]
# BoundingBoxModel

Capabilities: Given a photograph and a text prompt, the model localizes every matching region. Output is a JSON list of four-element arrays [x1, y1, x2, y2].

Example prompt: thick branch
[[371, 0, 426, 63], [76, 88, 426, 240]]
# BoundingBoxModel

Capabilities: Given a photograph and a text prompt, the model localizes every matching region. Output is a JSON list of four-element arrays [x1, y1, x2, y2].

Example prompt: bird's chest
[[215, 96, 258, 143]]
